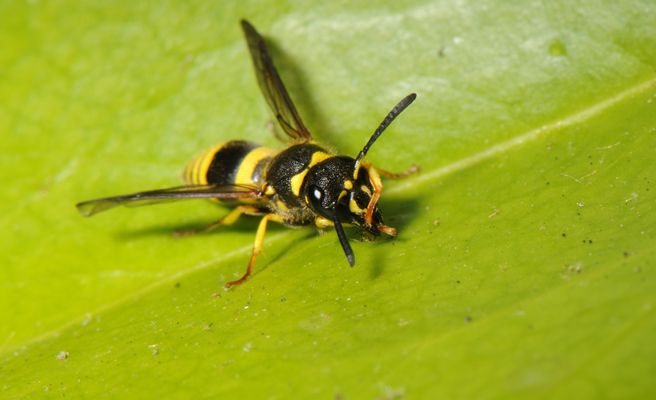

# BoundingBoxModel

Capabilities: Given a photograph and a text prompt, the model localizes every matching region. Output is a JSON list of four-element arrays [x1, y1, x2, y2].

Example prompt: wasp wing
[[241, 19, 313, 142], [76, 184, 263, 217]]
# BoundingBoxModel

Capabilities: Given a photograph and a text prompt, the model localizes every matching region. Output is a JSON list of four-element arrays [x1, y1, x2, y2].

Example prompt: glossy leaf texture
[[1, 1, 655, 398]]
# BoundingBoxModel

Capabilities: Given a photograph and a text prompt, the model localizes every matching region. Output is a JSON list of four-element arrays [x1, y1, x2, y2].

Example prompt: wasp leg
[[314, 216, 333, 229], [375, 164, 420, 179], [364, 164, 398, 237], [174, 205, 262, 237], [225, 213, 284, 288]]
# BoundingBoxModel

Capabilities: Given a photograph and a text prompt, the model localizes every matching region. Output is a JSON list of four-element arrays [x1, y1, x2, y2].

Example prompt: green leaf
[[1, 1, 655, 398]]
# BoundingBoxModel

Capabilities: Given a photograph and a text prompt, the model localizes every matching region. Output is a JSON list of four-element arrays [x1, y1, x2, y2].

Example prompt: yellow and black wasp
[[77, 20, 417, 288]]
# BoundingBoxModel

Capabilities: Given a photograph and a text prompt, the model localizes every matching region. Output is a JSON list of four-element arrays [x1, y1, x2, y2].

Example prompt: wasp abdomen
[[184, 140, 276, 189]]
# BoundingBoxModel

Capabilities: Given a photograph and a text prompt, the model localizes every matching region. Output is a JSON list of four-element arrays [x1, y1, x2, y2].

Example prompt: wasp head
[[302, 156, 395, 237], [301, 93, 416, 266]]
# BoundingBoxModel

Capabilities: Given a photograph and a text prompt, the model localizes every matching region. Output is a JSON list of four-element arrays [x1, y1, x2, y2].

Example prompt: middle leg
[[174, 205, 262, 237], [225, 213, 284, 288]]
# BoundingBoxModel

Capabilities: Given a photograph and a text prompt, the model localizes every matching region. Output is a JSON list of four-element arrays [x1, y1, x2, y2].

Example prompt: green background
[[1, 0, 655, 398]]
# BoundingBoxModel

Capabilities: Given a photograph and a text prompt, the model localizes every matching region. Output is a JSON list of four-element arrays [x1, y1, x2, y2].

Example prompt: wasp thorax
[[302, 156, 353, 216]]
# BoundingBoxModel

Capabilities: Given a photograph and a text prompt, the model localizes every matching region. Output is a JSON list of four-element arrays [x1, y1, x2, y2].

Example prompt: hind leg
[[375, 164, 420, 179]]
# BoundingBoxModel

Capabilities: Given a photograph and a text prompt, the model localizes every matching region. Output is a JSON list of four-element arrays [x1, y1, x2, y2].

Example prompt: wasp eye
[[308, 185, 325, 208]]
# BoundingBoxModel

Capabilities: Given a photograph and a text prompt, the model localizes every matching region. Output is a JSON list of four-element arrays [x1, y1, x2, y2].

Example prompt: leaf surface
[[1, 1, 655, 398]]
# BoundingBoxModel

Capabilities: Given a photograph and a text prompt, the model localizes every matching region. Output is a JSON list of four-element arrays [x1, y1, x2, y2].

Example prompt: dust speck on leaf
[[148, 344, 159, 356], [81, 313, 92, 327], [625, 192, 638, 203], [565, 263, 583, 274], [377, 383, 406, 400]]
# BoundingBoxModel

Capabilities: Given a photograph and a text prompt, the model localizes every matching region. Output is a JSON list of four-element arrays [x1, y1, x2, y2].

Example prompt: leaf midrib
[[389, 76, 656, 195]]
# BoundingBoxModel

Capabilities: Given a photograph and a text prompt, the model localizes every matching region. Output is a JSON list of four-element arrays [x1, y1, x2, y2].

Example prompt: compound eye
[[308, 185, 325, 208], [312, 187, 323, 202], [308, 185, 335, 218]]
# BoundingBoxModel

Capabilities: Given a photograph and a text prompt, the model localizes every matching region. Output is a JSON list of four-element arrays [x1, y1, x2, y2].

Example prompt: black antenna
[[354, 93, 417, 170], [333, 213, 355, 266]]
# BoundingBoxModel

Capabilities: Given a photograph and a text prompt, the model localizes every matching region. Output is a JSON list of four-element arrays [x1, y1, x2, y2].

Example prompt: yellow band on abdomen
[[235, 146, 276, 186]]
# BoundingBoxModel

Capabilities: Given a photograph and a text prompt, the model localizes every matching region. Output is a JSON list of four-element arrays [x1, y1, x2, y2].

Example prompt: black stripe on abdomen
[[206, 140, 259, 185]]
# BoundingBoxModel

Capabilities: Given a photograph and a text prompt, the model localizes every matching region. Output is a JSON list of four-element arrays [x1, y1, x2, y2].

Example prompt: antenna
[[333, 213, 355, 266], [353, 93, 417, 170]]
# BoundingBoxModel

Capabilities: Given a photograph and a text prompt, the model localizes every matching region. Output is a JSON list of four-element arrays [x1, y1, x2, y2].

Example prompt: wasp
[[77, 20, 417, 288]]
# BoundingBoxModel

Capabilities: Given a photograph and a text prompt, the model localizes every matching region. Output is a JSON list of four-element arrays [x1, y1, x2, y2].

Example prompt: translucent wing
[[241, 19, 312, 142], [76, 184, 263, 217]]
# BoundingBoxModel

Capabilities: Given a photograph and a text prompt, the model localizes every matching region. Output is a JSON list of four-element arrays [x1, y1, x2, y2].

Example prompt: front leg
[[314, 216, 333, 229]]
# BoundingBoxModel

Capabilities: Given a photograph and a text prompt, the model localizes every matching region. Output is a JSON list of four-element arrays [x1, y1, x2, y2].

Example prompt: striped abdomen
[[184, 140, 276, 191]]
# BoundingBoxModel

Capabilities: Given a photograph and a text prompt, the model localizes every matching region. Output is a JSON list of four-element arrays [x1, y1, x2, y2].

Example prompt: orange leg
[[174, 205, 261, 237], [375, 164, 420, 179], [363, 163, 402, 237], [225, 213, 283, 288]]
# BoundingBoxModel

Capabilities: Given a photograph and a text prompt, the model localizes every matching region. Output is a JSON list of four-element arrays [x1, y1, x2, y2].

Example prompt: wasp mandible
[[77, 20, 418, 288]]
